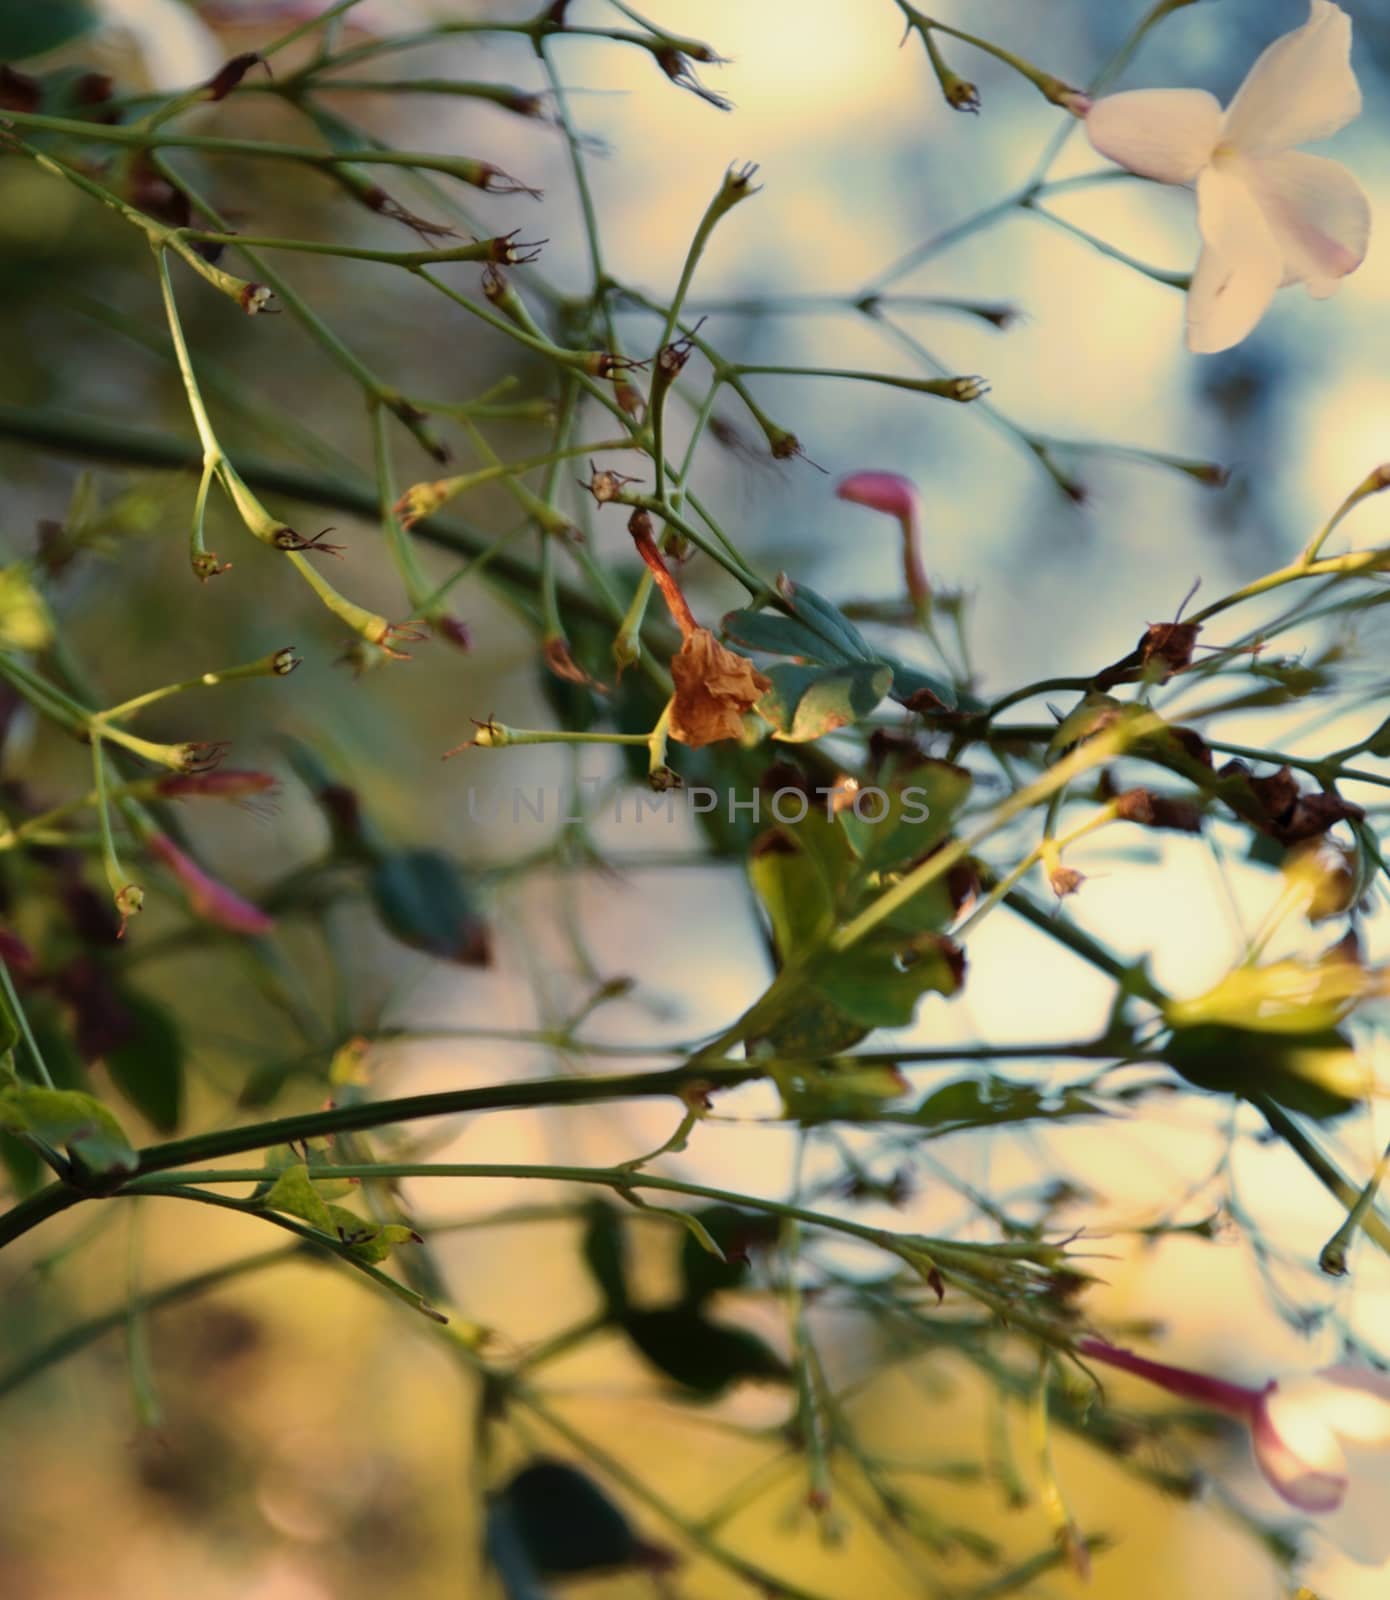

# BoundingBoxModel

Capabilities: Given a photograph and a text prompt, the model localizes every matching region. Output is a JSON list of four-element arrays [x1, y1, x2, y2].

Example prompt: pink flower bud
[[147, 833, 275, 937], [834, 470, 929, 611], [1080, 1339, 1390, 1562]]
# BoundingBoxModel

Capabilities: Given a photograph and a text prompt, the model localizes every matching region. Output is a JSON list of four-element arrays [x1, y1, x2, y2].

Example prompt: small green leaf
[[879, 656, 962, 711], [368, 848, 489, 965], [839, 761, 973, 872], [261, 1161, 336, 1233], [778, 580, 879, 662], [749, 837, 836, 957], [816, 930, 964, 1028], [757, 662, 892, 742], [756, 991, 869, 1058], [907, 1075, 1107, 1137], [774, 1060, 909, 1124], [720, 608, 841, 662], [324, 1205, 416, 1264], [105, 990, 184, 1133], [621, 1306, 788, 1396], [0, 1, 97, 62], [0, 1086, 136, 1178]]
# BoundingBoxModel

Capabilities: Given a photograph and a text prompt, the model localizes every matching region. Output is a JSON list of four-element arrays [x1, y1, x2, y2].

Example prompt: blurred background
[[0, 1, 1388, 1596]]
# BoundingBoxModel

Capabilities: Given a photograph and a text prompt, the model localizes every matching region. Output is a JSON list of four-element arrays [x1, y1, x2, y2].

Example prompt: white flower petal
[[1246, 151, 1370, 298], [1251, 1380, 1349, 1513], [1085, 88, 1222, 184], [1186, 165, 1283, 353], [1316, 1364, 1390, 1445], [93, 0, 223, 91], [1223, 0, 1362, 156]]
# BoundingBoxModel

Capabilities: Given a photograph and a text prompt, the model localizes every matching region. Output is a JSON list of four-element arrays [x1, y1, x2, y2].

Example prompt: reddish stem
[[629, 513, 697, 639], [1077, 1337, 1263, 1417], [899, 507, 930, 611]]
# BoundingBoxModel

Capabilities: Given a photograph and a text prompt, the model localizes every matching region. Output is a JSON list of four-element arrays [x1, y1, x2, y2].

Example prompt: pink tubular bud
[[834, 470, 930, 611], [147, 834, 275, 937], [155, 770, 279, 800]]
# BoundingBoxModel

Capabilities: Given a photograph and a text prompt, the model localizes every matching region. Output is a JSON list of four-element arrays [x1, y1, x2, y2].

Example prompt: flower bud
[[582, 462, 642, 505], [1049, 865, 1085, 899], [147, 833, 274, 936], [114, 882, 144, 938], [155, 769, 277, 800], [835, 470, 930, 611], [432, 614, 473, 652]]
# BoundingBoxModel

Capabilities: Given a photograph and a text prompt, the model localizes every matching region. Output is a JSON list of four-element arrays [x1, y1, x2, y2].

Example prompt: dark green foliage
[[620, 1306, 788, 1396]]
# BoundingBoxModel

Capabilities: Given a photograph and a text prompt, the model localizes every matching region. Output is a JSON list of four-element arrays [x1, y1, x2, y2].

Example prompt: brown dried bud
[[432, 614, 473, 652], [1114, 787, 1205, 834], [178, 741, 232, 774], [489, 230, 546, 265], [1050, 866, 1085, 899], [612, 378, 645, 419], [656, 49, 733, 111], [582, 461, 642, 504], [156, 770, 277, 800], [1094, 619, 1201, 690], [542, 637, 607, 691], [204, 52, 268, 102], [272, 526, 344, 556], [945, 77, 981, 113], [669, 628, 771, 749]]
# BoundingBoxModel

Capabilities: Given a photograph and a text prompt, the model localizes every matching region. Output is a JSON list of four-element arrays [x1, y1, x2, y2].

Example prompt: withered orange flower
[[669, 627, 770, 750], [627, 509, 770, 749]]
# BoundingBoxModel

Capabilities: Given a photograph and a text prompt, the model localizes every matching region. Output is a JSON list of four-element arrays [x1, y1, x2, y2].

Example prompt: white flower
[[90, 0, 223, 91], [1085, 0, 1370, 354], [1250, 1363, 1390, 1564]]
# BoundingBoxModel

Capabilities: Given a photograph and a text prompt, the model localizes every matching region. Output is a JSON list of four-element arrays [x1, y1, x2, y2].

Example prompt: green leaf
[[0, 1, 97, 62], [815, 930, 964, 1028], [839, 761, 973, 872], [907, 1075, 1108, 1138], [757, 662, 892, 742], [323, 1205, 417, 1264], [678, 1205, 777, 1304], [368, 848, 489, 965], [492, 1460, 644, 1577], [879, 656, 962, 712], [105, 990, 184, 1133], [774, 1060, 909, 1125], [778, 580, 879, 663], [1161, 1023, 1362, 1121], [756, 991, 869, 1057], [0, 1086, 136, 1178], [747, 824, 872, 1054], [0, 1129, 43, 1196], [261, 1161, 336, 1233], [748, 837, 836, 957], [720, 608, 841, 663], [620, 1306, 788, 1396], [580, 1200, 629, 1317]]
